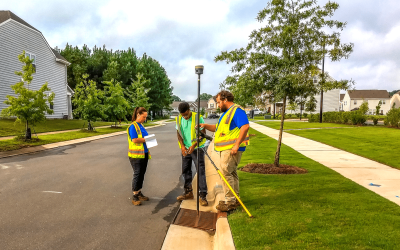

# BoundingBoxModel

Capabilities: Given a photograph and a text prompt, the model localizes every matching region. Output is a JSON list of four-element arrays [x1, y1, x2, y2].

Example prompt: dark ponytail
[[132, 107, 147, 122]]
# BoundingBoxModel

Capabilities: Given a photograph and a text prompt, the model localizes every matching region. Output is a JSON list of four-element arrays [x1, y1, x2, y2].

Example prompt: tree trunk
[[274, 96, 286, 168]]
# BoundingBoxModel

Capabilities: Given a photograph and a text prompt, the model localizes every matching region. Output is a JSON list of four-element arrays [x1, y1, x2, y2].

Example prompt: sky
[[3, 0, 400, 101]]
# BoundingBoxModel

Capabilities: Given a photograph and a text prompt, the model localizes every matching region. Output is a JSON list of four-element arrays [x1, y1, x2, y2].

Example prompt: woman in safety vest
[[127, 107, 151, 206]]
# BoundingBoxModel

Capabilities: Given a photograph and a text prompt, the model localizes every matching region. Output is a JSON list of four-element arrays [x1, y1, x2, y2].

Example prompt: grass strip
[[286, 126, 400, 170], [0, 122, 159, 152], [229, 128, 400, 249], [256, 121, 353, 130], [0, 119, 119, 137]]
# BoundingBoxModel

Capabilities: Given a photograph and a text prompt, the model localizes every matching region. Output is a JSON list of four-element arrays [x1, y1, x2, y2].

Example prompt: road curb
[[0, 124, 165, 159]]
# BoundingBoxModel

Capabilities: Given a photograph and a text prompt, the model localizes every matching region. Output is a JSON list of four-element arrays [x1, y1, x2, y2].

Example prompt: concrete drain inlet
[[172, 208, 226, 233]]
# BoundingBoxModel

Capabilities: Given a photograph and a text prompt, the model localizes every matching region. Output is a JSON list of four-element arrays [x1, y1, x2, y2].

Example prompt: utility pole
[[319, 42, 325, 123]]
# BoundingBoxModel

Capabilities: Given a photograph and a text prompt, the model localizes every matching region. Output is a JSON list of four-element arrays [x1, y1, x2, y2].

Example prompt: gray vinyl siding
[[0, 20, 68, 118]]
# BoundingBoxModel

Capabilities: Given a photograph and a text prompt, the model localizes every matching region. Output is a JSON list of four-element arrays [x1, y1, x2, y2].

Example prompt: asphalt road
[[0, 122, 188, 250]]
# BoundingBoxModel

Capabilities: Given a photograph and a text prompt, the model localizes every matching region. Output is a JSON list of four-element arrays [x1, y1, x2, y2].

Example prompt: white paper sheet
[[144, 134, 158, 148]]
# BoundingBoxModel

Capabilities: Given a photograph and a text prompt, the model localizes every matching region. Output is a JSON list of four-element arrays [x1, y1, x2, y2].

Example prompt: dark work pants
[[129, 153, 149, 192], [181, 148, 208, 197]]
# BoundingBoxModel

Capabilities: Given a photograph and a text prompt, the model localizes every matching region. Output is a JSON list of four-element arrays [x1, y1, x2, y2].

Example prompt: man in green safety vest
[[200, 90, 250, 212], [176, 102, 208, 206]]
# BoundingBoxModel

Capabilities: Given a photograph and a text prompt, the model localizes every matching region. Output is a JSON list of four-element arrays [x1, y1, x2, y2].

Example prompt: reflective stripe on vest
[[127, 122, 151, 159], [214, 105, 250, 151], [176, 112, 206, 149]]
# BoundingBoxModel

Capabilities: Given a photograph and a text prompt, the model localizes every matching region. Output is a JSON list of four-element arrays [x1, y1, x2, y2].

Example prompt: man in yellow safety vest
[[200, 90, 250, 212], [176, 102, 208, 206]]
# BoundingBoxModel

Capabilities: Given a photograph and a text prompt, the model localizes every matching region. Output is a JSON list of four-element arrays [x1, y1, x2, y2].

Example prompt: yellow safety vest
[[127, 122, 152, 159], [214, 105, 250, 152], [176, 112, 206, 149]]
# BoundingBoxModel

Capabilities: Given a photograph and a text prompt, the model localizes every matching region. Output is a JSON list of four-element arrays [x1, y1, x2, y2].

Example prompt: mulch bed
[[241, 163, 308, 174]]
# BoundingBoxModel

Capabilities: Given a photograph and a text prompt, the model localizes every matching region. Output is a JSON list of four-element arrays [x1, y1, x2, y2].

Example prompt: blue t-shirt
[[217, 106, 249, 151], [129, 123, 149, 153]]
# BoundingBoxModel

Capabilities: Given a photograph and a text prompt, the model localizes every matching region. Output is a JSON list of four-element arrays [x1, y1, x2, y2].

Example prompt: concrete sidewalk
[[250, 122, 400, 206]]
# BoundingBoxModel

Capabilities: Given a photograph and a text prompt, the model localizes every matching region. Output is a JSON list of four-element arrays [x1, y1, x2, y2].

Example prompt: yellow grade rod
[[217, 169, 254, 218]]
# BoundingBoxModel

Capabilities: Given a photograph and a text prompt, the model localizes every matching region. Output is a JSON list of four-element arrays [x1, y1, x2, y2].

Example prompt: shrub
[[308, 114, 319, 123], [303, 113, 308, 118], [384, 117, 389, 126], [386, 107, 400, 127], [286, 114, 292, 119], [372, 116, 379, 125], [350, 111, 366, 125]]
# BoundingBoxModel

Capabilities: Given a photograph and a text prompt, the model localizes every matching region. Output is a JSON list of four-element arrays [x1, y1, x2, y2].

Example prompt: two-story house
[[342, 90, 391, 115], [206, 97, 217, 114], [0, 11, 73, 119], [390, 91, 400, 109]]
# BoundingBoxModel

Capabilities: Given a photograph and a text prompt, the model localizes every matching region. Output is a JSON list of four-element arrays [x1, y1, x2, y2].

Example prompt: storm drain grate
[[172, 208, 220, 231]]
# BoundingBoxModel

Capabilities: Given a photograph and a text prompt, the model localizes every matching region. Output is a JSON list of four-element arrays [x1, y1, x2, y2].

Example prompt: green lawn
[[256, 121, 354, 130], [0, 126, 127, 152], [229, 128, 400, 249], [0, 119, 121, 137], [287, 126, 400, 170]]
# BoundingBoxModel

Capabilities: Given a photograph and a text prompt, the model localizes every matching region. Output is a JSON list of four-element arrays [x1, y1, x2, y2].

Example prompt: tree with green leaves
[[125, 73, 151, 112], [200, 107, 206, 116], [171, 95, 181, 101], [196, 93, 213, 101], [376, 101, 382, 115], [103, 79, 130, 127], [215, 0, 354, 167], [73, 74, 105, 131], [359, 100, 369, 115], [1, 51, 55, 139], [287, 101, 298, 114], [305, 95, 317, 113]]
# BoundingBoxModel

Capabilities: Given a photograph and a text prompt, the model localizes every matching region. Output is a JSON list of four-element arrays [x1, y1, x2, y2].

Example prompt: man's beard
[[221, 104, 228, 112]]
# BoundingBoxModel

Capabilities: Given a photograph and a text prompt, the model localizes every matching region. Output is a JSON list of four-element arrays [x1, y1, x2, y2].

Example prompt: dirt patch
[[241, 163, 308, 174], [249, 134, 257, 137]]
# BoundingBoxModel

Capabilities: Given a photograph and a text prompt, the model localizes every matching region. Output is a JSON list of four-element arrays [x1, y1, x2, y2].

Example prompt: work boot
[[199, 196, 208, 206], [216, 201, 237, 212], [176, 189, 194, 201], [219, 199, 240, 207], [138, 191, 149, 201], [132, 194, 142, 206]]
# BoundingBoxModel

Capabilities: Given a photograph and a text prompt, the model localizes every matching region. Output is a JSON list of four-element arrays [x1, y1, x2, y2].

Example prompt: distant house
[[0, 11, 73, 119], [339, 93, 345, 111], [342, 90, 391, 115], [271, 73, 340, 114], [390, 91, 400, 109], [169, 100, 208, 118], [206, 97, 217, 114]]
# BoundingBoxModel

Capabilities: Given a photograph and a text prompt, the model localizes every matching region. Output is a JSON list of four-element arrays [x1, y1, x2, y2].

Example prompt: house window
[[313, 77, 318, 84], [381, 100, 386, 104], [354, 100, 357, 105], [344, 101, 347, 105], [26, 52, 36, 73], [210, 103, 214, 108]]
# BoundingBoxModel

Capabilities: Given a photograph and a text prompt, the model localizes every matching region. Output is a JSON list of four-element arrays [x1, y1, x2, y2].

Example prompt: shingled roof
[[348, 90, 390, 99], [340, 94, 345, 101], [0, 11, 40, 32], [51, 48, 68, 63]]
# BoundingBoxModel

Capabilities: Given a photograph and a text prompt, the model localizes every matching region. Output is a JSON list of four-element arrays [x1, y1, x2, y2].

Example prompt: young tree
[[200, 107, 206, 116], [125, 73, 151, 111], [215, 0, 354, 167], [73, 74, 105, 131], [305, 95, 318, 113], [103, 79, 130, 127], [1, 51, 55, 139], [376, 101, 382, 115], [359, 100, 369, 115], [287, 101, 298, 114]]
